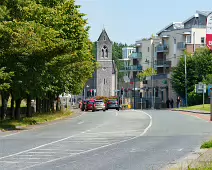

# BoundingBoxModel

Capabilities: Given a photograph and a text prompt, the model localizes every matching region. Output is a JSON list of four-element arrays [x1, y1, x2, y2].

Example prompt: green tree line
[[0, 0, 96, 120], [171, 48, 212, 105]]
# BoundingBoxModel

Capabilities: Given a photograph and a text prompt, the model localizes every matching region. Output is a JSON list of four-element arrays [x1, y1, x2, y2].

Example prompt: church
[[84, 29, 117, 98]]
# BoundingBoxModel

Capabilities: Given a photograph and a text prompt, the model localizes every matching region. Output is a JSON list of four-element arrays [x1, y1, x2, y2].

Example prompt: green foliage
[[137, 68, 157, 80], [112, 42, 128, 79], [201, 140, 212, 149], [0, 0, 94, 100], [0, 68, 14, 91], [172, 48, 212, 104]]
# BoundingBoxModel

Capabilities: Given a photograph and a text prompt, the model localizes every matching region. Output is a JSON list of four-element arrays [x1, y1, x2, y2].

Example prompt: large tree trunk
[[1, 91, 9, 120], [56, 96, 60, 111], [15, 99, 21, 120], [26, 94, 32, 117], [10, 93, 15, 119]]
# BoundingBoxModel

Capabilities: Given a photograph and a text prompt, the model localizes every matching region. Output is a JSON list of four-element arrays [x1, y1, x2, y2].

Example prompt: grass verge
[[201, 140, 212, 149], [176, 104, 210, 112], [188, 162, 212, 170], [0, 110, 73, 131]]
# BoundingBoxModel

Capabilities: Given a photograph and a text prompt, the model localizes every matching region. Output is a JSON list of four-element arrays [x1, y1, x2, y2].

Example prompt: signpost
[[206, 12, 212, 50], [195, 82, 206, 108]]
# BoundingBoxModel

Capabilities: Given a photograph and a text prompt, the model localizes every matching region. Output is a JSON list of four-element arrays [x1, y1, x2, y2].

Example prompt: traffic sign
[[208, 84, 212, 96]]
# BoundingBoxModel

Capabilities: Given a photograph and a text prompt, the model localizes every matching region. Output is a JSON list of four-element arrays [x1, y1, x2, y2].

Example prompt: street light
[[84, 85, 89, 100]]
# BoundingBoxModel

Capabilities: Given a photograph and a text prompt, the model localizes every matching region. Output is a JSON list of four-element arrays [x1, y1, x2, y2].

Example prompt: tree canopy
[[171, 48, 212, 100], [0, 0, 96, 119]]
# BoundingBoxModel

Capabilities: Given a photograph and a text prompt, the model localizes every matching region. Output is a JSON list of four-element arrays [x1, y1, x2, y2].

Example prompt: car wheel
[[103, 109, 106, 112]]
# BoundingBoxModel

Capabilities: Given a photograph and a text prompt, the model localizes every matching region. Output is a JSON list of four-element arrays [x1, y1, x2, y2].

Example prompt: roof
[[97, 29, 112, 43], [156, 22, 182, 35], [197, 10, 212, 16], [182, 10, 212, 24]]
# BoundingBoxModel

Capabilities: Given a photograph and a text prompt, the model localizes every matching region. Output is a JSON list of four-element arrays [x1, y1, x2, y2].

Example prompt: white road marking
[[0, 112, 86, 138], [115, 111, 118, 116], [177, 148, 183, 151], [20, 110, 152, 170], [0, 123, 105, 160], [77, 121, 84, 125], [28, 152, 56, 154]]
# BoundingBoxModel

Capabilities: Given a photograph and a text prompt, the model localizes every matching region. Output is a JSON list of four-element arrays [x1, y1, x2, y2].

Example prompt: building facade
[[84, 29, 117, 98]]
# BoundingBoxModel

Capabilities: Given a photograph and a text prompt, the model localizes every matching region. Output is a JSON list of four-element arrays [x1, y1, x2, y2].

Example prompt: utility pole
[[184, 54, 188, 107], [151, 43, 154, 109], [134, 76, 136, 110]]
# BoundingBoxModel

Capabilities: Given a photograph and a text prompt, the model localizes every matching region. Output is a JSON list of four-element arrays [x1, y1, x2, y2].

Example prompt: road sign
[[208, 84, 212, 96], [195, 82, 206, 94]]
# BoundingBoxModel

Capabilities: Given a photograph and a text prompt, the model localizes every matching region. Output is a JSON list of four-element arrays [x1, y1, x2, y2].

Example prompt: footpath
[[167, 109, 212, 170]]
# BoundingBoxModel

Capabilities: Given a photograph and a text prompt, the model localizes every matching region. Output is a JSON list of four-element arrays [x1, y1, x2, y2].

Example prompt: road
[[0, 109, 211, 170]]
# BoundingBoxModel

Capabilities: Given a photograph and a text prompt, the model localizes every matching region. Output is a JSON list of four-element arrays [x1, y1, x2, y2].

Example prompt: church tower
[[96, 29, 116, 97]]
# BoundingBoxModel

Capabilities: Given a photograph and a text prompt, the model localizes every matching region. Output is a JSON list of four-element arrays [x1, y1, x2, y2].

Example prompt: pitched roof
[[182, 10, 212, 24], [97, 29, 112, 42], [156, 22, 182, 35]]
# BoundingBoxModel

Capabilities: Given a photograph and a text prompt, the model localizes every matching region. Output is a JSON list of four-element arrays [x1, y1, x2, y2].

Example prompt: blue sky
[[75, 0, 211, 44]]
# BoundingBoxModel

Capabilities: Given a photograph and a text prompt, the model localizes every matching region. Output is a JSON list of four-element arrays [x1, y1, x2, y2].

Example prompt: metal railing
[[156, 45, 169, 52], [129, 52, 142, 59], [119, 65, 142, 72]]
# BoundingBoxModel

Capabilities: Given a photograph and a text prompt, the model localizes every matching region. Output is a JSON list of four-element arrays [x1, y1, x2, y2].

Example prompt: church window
[[101, 45, 108, 58], [104, 36, 106, 41], [101, 49, 104, 57], [104, 78, 106, 84]]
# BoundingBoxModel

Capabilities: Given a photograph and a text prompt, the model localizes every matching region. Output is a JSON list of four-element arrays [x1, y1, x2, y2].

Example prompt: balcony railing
[[156, 60, 171, 67], [129, 52, 142, 59], [156, 45, 169, 52], [119, 65, 142, 72], [177, 42, 186, 50]]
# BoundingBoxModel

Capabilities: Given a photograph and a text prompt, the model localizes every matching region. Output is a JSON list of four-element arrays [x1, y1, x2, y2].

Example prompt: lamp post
[[184, 54, 188, 107], [84, 85, 89, 100]]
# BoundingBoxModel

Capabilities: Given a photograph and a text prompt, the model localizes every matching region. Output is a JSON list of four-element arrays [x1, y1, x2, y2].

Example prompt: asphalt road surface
[[0, 109, 212, 170]]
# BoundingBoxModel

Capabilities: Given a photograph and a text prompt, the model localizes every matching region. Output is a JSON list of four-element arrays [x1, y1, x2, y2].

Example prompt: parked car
[[106, 99, 120, 111], [93, 100, 106, 111], [85, 101, 95, 112]]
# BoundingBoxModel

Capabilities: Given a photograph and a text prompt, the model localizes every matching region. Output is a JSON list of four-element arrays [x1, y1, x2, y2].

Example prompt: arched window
[[101, 45, 108, 58], [101, 49, 104, 58]]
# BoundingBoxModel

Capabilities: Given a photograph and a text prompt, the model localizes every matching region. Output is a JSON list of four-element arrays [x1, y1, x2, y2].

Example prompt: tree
[[0, 0, 95, 119], [171, 48, 212, 102], [137, 68, 157, 81]]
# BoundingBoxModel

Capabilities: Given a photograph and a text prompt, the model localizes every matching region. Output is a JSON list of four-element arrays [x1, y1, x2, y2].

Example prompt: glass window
[[201, 37, 205, 44], [186, 35, 191, 43], [148, 47, 149, 52]]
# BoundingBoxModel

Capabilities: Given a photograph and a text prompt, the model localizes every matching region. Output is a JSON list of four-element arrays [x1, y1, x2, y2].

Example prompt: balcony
[[119, 65, 142, 72], [177, 42, 186, 50], [156, 45, 169, 52], [156, 60, 171, 68], [129, 52, 142, 59]]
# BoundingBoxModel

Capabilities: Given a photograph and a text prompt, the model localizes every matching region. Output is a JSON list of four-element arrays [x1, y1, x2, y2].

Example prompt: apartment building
[[144, 10, 210, 108]]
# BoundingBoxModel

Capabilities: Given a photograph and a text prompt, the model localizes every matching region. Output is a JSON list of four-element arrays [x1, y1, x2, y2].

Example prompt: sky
[[75, 0, 212, 45]]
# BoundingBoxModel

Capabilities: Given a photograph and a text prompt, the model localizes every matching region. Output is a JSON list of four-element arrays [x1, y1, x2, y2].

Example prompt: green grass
[[188, 162, 212, 170], [177, 104, 210, 112], [201, 140, 212, 149], [0, 110, 73, 131]]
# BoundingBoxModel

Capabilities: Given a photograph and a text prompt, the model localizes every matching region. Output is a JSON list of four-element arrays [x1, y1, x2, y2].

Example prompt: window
[[186, 35, 191, 43], [201, 37, 205, 44], [104, 78, 106, 84], [101, 45, 108, 58], [161, 91, 164, 101], [148, 47, 150, 52], [103, 36, 106, 41], [174, 39, 176, 44]]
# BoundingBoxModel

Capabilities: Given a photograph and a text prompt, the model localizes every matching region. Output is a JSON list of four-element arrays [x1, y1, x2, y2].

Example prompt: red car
[[85, 100, 96, 112]]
